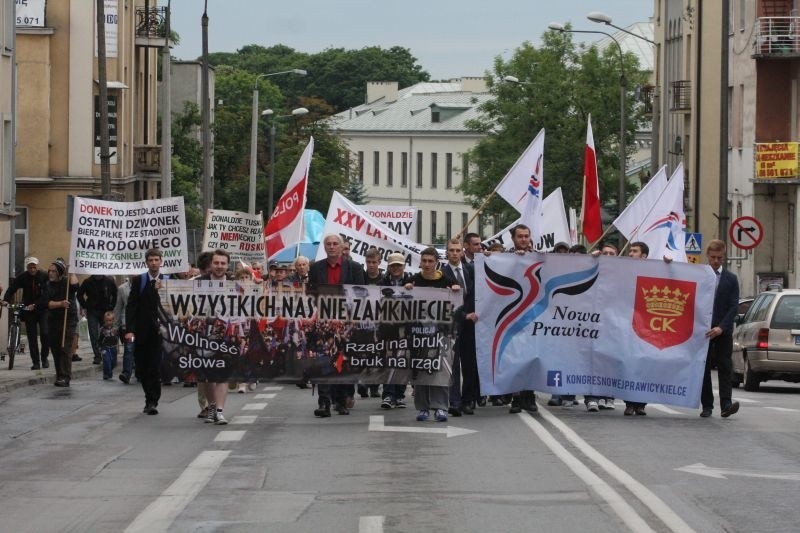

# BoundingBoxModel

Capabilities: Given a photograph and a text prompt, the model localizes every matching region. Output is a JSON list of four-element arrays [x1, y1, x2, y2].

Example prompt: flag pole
[[456, 190, 497, 239], [61, 265, 71, 347]]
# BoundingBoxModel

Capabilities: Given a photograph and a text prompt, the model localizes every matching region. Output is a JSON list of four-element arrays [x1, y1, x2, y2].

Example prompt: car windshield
[[770, 295, 800, 329]]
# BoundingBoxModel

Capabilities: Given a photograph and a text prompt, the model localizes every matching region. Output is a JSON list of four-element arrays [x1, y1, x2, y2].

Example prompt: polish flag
[[265, 137, 314, 257], [581, 115, 603, 243]]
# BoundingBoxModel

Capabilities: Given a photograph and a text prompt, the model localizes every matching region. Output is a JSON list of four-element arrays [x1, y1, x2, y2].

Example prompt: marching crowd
[[1, 228, 740, 424]]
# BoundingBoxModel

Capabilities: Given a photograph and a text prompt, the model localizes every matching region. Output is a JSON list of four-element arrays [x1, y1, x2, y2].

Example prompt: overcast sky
[[168, 1, 654, 79]]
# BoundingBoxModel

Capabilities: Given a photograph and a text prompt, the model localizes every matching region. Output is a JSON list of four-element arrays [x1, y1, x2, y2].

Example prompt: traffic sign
[[685, 232, 702, 253], [728, 216, 764, 250]]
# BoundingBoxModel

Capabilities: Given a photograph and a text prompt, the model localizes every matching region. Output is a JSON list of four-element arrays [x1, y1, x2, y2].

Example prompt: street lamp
[[587, 12, 656, 45], [549, 21, 628, 211], [249, 69, 307, 214], [262, 107, 309, 219]]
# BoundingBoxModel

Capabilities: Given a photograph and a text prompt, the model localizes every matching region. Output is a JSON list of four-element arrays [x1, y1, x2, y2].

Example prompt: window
[[462, 212, 468, 232], [445, 153, 453, 188], [431, 110, 440, 123], [14, 207, 28, 276], [430, 211, 437, 243], [2, 0, 14, 54], [462, 154, 470, 180], [771, 295, 800, 329], [416, 211, 423, 243], [387, 152, 393, 187], [401, 152, 408, 187], [445, 211, 451, 239], [357, 151, 364, 182], [430, 153, 438, 189], [416, 152, 423, 188], [373, 151, 380, 185]]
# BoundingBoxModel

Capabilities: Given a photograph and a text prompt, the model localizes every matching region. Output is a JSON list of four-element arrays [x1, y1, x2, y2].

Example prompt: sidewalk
[[0, 343, 100, 394]]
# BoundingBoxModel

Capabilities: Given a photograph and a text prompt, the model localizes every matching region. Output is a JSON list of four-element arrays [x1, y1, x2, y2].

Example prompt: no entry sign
[[728, 216, 763, 250]]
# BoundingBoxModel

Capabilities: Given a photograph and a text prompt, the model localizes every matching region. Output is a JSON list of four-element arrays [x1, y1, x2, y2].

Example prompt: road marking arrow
[[675, 463, 800, 481], [368, 415, 477, 438]]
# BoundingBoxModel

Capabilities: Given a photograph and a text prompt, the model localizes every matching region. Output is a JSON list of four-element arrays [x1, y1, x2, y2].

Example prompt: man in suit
[[700, 239, 740, 418], [308, 234, 366, 417], [125, 248, 168, 415]]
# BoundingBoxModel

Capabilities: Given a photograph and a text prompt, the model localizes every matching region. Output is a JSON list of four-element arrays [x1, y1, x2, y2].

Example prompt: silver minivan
[[732, 289, 800, 391]]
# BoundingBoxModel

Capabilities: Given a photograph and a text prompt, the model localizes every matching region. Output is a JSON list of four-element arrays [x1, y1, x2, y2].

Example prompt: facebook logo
[[547, 370, 562, 387]]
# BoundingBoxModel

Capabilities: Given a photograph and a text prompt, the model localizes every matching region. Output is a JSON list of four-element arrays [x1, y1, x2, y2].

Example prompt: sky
[[168, 0, 654, 79]]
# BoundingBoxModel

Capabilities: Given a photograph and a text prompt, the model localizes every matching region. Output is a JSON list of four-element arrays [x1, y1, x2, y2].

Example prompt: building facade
[[1, 0, 15, 302], [332, 79, 492, 245], [14, 0, 162, 274]]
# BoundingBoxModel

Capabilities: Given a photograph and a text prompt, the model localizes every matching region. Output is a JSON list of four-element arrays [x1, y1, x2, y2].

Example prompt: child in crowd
[[98, 311, 120, 380]]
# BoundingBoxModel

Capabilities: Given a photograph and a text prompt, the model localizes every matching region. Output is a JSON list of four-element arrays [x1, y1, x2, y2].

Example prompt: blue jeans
[[121, 340, 135, 377], [102, 345, 118, 378], [87, 311, 103, 361]]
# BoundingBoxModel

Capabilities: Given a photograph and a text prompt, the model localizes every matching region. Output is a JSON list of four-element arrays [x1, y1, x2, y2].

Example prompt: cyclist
[[2, 256, 50, 370]]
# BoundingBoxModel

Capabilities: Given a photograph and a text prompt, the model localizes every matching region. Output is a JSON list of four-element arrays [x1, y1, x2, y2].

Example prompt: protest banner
[[319, 192, 426, 272], [202, 209, 265, 264], [69, 196, 188, 274], [359, 205, 417, 237], [474, 252, 715, 408], [157, 281, 459, 386]]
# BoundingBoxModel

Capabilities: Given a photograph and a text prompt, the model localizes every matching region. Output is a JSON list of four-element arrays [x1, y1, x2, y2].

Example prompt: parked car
[[732, 289, 800, 391]]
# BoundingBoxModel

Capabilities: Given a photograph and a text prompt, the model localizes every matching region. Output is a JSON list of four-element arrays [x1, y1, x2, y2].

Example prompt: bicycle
[[3, 303, 26, 370]]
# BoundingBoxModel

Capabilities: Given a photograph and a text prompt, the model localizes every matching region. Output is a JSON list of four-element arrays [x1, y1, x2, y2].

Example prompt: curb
[[0, 347, 101, 394]]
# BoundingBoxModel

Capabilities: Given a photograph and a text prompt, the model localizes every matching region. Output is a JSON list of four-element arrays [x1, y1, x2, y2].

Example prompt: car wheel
[[731, 369, 741, 388], [743, 357, 761, 392]]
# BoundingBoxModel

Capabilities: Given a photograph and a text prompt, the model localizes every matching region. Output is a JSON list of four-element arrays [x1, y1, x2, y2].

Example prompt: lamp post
[[587, 12, 655, 44], [262, 107, 309, 219], [248, 69, 307, 214], [549, 22, 628, 211]]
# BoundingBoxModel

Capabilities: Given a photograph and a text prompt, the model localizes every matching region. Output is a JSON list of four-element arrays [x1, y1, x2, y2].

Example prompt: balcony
[[638, 85, 655, 116], [134, 145, 162, 174], [135, 6, 169, 48], [753, 17, 800, 58], [670, 80, 691, 112]]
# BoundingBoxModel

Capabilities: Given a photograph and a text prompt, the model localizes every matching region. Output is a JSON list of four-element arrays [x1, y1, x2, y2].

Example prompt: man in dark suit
[[700, 239, 740, 418], [308, 234, 366, 417], [125, 248, 168, 415], [442, 238, 478, 415]]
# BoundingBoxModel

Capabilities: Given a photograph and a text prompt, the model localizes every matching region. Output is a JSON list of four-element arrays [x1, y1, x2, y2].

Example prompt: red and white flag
[[581, 115, 603, 243], [265, 137, 314, 257]]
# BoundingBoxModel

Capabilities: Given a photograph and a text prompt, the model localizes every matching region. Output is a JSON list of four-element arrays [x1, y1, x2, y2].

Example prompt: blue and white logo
[[547, 370, 562, 388]]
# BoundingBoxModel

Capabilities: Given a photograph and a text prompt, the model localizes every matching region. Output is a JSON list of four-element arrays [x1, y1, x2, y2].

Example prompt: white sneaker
[[587, 401, 599, 412], [605, 399, 616, 410], [247, 382, 257, 392], [562, 400, 577, 407], [597, 399, 607, 409], [237, 383, 247, 394], [215, 411, 228, 425]]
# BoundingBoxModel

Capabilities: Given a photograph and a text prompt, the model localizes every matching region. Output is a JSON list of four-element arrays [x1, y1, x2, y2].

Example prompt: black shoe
[[335, 404, 350, 415], [119, 373, 130, 384], [448, 406, 462, 417], [721, 402, 740, 418], [461, 404, 474, 415], [547, 397, 563, 407], [314, 402, 332, 418], [369, 390, 381, 398], [523, 401, 538, 414], [477, 396, 487, 407], [509, 398, 522, 414], [92, 358, 101, 365], [41, 360, 49, 368], [31, 364, 41, 370], [71, 355, 82, 362], [491, 397, 504, 407], [54, 379, 68, 387], [700, 409, 712, 418], [145, 404, 158, 415]]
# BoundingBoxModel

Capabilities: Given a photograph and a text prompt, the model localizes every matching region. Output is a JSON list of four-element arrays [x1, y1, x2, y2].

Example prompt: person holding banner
[[700, 240, 740, 419], [309, 234, 366, 417], [462, 233, 483, 265], [624, 242, 651, 416], [378, 252, 413, 409], [44, 259, 79, 387], [125, 249, 169, 415], [406, 247, 460, 423]]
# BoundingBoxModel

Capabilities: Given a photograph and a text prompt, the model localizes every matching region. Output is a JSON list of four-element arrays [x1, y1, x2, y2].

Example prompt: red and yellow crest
[[632, 276, 696, 349]]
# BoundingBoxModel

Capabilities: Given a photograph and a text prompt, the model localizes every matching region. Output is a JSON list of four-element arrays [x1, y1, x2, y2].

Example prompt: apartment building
[[1, 0, 14, 293], [14, 0, 162, 272], [332, 79, 492, 244]]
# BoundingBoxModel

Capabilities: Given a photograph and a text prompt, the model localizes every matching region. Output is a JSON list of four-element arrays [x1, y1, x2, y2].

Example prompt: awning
[[94, 80, 129, 89]]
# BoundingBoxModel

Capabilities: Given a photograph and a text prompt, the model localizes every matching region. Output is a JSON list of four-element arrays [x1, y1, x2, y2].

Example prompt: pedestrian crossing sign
[[685, 233, 702, 254]]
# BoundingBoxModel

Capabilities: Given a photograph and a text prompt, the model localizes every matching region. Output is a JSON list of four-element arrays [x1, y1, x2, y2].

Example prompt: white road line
[[242, 403, 268, 411], [763, 406, 800, 413], [650, 404, 683, 415], [124, 450, 230, 533], [254, 393, 277, 399], [231, 415, 257, 424], [359, 515, 385, 533], [536, 408, 695, 533], [517, 414, 655, 533], [261, 386, 284, 391], [214, 430, 247, 442]]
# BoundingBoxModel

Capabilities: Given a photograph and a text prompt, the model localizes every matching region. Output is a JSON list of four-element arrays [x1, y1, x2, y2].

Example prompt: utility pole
[[160, 0, 172, 198], [200, 1, 212, 212], [96, 0, 112, 199]]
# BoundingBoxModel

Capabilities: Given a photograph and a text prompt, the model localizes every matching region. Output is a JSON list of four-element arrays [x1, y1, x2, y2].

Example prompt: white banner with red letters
[[474, 252, 716, 408], [69, 196, 188, 275], [359, 205, 417, 237], [202, 209, 265, 264]]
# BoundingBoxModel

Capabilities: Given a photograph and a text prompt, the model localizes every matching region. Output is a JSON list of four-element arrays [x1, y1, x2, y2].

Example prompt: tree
[[170, 102, 203, 228], [460, 28, 648, 229], [342, 176, 367, 205]]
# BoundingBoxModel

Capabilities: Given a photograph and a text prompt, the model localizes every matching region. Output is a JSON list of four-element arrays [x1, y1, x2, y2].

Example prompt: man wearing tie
[[443, 238, 479, 416], [125, 248, 167, 415], [700, 239, 740, 418]]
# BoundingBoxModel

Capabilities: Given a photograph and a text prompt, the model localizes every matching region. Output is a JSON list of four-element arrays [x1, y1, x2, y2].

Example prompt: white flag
[[626, 167, 686, 261], [612, 165, 668, 239], [494, 129, 545, 217], [483, 188, 570, 252]]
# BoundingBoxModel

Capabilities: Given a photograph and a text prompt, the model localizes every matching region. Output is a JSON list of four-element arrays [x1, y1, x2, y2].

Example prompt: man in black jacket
[[125, 249, 167, 415], [308, 234, 366, 417], [2, 257, 50, 369], [78, 274, 118, 365]]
